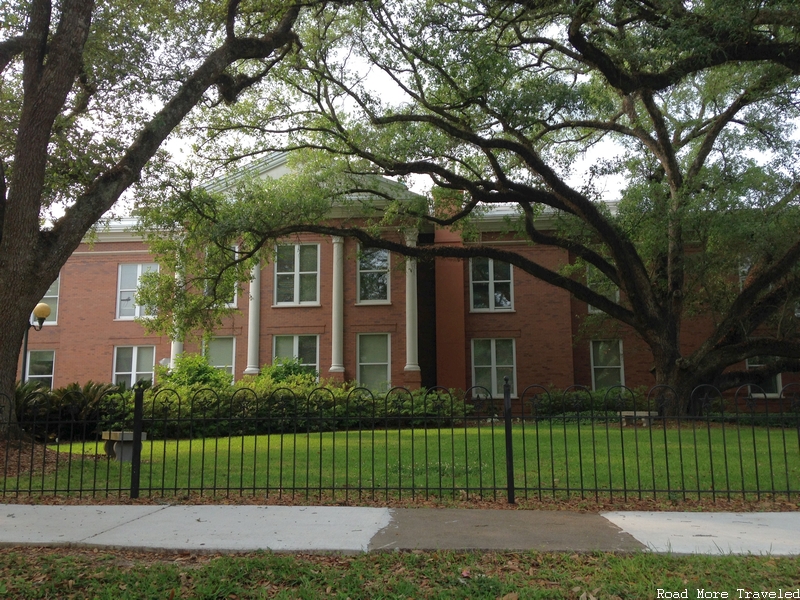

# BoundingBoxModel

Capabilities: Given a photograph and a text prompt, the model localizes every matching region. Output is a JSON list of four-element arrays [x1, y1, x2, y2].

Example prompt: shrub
[[156, 353, 232, 389]]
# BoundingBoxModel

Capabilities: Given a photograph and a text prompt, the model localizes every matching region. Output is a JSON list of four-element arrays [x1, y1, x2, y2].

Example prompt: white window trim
[[26, 349, 55, 388], [357, 333, 391, 390], [356, 246, 391, 305], [746, 357, 782, 397], [587, 266, 620, 315], [590, 339, 625, 391], [272, 334, 320, 373], [273, 243, 320, 306], [116, 263, 158, 320], [40, 274, 60, 326], [469, 258, 514, 312], [113, 345, 156, 386], [471, 338, 517, 397], [206, 336, 236, 377]]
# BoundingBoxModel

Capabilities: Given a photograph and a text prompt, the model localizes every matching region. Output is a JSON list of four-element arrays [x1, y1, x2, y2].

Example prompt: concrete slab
[[602, 512, 800, 555], [369, 508, 646, 552], [0, 505, 167, 547], [84, 506, 392, 553]]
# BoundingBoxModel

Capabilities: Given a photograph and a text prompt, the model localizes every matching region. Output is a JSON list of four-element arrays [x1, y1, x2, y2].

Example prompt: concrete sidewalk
[[1, 505, 799, 555]]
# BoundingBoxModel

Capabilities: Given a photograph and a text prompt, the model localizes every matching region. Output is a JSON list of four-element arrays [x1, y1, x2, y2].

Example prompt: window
[[27, 350, 55, 389], [357, 333, 390, 391], [40, 275, 60, 325], [204, 246, 238, 308], [207, 337, 235, 376], [275, 244, 319, 305], [117, 263, 158, 319], [273, 335, 319, 374], [591, 340, 624, 390], [114, 346, 155, 388], [471, 338, 516, 396], [357, 247, 390, 303], [587, 265, 619, 314], [746, 356, 781, 396], [470, 257, 513, 311]]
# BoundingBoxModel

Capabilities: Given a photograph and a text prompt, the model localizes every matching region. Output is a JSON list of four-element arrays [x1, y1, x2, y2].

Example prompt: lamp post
[[20, 302, 52, 383]]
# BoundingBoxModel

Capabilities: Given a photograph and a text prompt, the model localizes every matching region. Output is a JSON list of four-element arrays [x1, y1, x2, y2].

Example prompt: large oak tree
[[0, 0, 343, 435], [139, 0, 800, 412]]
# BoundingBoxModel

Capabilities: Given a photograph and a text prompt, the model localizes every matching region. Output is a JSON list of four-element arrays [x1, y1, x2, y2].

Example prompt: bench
[[101, 431, 146, 462], [618, 411, 659, 427]]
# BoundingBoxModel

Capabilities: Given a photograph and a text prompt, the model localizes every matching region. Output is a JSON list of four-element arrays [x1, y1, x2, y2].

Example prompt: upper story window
[[275, 244, 319, 305], [40, 275, 60, 325], [591, 340, 624, 390], [470, 257, 513, 311], [357, 247, 390, 304], [204, 246, 238, 308], [114, 346, 155, 388], [587, 266, 619, 314], [117, 263, 158, 319]]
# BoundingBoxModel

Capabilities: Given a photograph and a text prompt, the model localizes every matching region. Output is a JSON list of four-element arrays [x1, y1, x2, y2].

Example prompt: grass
[[0, 547, 798, 599], [3, 422, 800, 502]]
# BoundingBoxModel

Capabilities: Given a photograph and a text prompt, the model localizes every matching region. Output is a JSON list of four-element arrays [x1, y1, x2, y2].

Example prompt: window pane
[[359, 272, 388, 301], [360, 364, 389, 391], [29, 351, 54, 376], [299, 245, 317, 272], [299, 273, 317, 302], [116, 347, 133, 373], [495, 339, 514, 366], [297, 336, 317, 365], [494, 283, 512, 308], [136, 346, 155, 371], [493, 261, 511, 281], [119, 264, 138, 289], [474, 366, 492, 392], [359, 334, 388, 363], [473, 339, 492, 366], [276, 245, 294, 272], [496, 366, 514, 395], [594, 367, 621, 389], [274, 336, 294, 360], [360, 248, 388, 270], [472, 283, 490, 309], [471, 257, 489, 281], [592, 341, 621, 367], [115, 374, 133, 388], [45, 278, 60, 296], [275, 274, 295, 303], [208, 338, 234, 367]]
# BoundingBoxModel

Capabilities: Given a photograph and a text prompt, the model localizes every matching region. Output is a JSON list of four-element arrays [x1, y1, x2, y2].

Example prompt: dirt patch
[[0, 439, 99, 479]]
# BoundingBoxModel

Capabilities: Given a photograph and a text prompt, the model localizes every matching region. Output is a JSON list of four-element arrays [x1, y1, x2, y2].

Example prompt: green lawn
[[3, 422, 799, 501]]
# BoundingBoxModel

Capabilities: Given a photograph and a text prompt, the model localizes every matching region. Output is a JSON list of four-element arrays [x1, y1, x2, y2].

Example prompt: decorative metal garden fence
[[2, 381, 799, 504]]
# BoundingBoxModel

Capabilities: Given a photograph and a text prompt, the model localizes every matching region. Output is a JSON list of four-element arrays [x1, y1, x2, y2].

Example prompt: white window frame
[[590, 339, 625, 390], [587, 266, 620, 314], [206, 336, 236, 378], [26, 350, 55, 389], [357, 333, 391, 391], [356, 246, 391, 304], [746, 356, 782, 397], [274, 243, 320, 306], [116, 263, 159, 319], [469, 258, 514, 312], [39, 274, 60, 325], [273, 334, 320, 373], [113, 345, 156, 387], [471, 338, 517, 397]]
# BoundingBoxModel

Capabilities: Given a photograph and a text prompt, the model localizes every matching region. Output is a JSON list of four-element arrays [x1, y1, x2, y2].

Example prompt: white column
[[244, 263, 262, 375], [404, 229, 420, 373], [330, 236, 345, 374], [169, 339, 183, 369]]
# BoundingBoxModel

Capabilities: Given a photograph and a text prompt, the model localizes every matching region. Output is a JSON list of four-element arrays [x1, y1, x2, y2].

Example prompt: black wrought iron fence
[[1, 381, 799, 504]]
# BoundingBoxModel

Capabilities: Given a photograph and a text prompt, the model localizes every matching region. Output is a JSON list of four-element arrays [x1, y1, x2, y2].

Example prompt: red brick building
[[18, 156, 794, 397]]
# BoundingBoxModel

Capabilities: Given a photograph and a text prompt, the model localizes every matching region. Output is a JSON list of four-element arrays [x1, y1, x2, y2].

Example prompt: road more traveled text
[[657, 590, 800, 599]]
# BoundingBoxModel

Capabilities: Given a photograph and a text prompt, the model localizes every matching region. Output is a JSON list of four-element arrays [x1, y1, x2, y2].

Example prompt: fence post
[[503, 376, 515, 504], [130, 383, 144, 499]]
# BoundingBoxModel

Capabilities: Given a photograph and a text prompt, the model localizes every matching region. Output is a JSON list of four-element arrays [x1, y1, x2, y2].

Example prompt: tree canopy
[[0, 0, 338, 433], [138, 0, 800, 407]]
